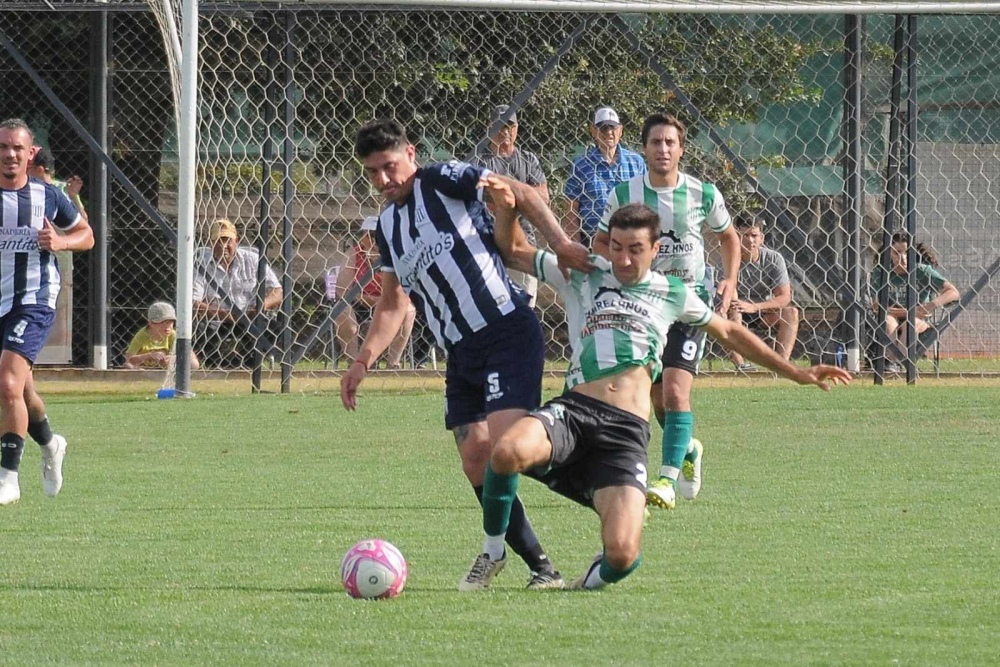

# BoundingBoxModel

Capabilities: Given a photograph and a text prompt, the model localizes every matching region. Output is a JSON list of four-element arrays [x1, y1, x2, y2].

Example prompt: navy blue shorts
[[444, 305, 544, 430], [0, 305, 56, 364]]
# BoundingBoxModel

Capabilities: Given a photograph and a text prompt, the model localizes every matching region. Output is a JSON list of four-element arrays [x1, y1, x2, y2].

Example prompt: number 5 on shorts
[[487, 372, 500, 395]]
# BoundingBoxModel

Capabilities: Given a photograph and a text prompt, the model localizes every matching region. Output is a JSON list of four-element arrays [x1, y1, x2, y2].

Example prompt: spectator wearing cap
[[564, 106, 646, 247], [470, 105, 549, 307], [28, 146, 86, 216], [193, 218, 282, 368], [332, 216, 416, 369], [725, 217, 800, 369], [124, 301, 200, 369]]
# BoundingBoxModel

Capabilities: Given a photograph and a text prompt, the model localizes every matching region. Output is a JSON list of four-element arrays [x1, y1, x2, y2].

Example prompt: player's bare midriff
[[570, 364, 652, 422]]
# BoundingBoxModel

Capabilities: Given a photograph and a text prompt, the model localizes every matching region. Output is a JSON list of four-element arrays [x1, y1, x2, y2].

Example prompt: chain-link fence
[[2, 3, 998, 391]]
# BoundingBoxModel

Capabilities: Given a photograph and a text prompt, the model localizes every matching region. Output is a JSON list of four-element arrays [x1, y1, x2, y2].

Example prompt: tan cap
[[147, 301, 176, 323], [209, 218, 238, 242]]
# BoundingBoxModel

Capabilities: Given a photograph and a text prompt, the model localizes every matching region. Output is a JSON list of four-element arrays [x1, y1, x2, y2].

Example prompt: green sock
[[483, 464, 518, 538], [661, 412, 693, 481], [595, 553, 642, 586]]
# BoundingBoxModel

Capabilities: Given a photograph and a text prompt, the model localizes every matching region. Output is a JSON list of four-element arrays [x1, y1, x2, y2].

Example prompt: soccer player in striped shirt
[[0, 119, 94, 506], [463, 200, 849, 590], [594, 112, 742, 510], [340, 119, 591, 590]]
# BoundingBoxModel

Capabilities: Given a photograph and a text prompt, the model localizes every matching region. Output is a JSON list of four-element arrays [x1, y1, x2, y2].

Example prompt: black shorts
[[444, 305, 544, 430], [523, 392, 651, 508], [0, 305, 56, 364], [656, 321, 707, 378]]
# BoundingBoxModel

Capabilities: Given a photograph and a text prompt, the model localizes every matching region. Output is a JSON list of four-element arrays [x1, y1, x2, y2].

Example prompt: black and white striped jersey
[[374, 161, 524, 351], [0, 178, 81, 316]]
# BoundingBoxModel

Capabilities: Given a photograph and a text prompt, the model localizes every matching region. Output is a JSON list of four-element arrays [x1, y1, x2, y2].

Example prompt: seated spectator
[[726, 217, 800, 370], [193, 218, 283, 368], [333, 216, 416, 369], [124, 301, 200, 370], [870, 231, 959, 371]]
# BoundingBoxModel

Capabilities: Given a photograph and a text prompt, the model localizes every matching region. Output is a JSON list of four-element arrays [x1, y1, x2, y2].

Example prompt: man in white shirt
[[193, 218, 282, 368]]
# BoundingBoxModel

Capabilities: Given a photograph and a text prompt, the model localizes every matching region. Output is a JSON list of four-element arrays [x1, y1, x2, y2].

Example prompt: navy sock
[[0, 433, 25, 472], [473, 485, 552, 573], [28, 417, 53, 447]]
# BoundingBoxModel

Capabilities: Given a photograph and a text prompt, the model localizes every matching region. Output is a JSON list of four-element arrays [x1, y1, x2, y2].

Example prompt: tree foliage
[[199, 10, 820, 216]]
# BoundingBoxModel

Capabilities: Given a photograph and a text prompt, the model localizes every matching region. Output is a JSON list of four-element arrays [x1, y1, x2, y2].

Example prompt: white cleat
[[0, 469, 21, 506], [677, 438, 703, 501], [645, 478, 676, 510], [458, 552, 507, 591], [40, 434, 67, 497]]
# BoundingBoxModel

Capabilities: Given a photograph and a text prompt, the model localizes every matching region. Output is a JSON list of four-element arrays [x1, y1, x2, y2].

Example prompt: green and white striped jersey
[[599, 172, 731, 294], [533, 250, 712, 390]]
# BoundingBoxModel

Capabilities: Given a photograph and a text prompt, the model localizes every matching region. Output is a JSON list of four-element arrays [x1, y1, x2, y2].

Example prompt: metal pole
[[252, 13, 279, 394], [843, 14, 864, 374], [280, 9, 296, 393], [175, 0, 199, 397], [89, 10, 109, 370], [875, 14, 906, 385], [904, 14, 919, 385]]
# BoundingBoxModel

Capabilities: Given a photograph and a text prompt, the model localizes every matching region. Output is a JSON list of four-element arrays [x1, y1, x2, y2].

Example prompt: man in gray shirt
[[726, 217, 800, 369], [471, 105, 550, 307]]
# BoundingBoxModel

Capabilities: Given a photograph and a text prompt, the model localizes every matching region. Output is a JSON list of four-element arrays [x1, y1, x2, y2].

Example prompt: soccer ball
[[340, 539, 408, 600]]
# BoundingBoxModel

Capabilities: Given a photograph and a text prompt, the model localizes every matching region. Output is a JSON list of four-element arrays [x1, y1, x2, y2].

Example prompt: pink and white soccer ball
[[340, 539, 408, 599]]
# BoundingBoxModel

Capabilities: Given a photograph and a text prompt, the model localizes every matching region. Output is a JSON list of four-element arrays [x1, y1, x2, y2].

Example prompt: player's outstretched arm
[[702, 314, 851, 391]]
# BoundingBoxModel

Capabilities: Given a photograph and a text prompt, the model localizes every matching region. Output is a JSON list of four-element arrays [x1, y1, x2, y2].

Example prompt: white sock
[[583, 560, 607, 590], [483, 534, 505, 561], [659, 466, 680, 481]]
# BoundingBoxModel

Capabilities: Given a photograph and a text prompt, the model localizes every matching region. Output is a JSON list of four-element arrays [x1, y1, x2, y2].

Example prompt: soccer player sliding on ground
[[462, 192, 850, 590]]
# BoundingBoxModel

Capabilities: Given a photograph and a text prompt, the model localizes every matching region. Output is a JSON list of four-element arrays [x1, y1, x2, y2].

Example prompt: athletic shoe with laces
[[40, 434, 67, 498], [0, 469, 20, 506], [458, 552, 507, 591], [645, 477, 676, 509], [567, 553, 604, 590], [676, 437, 703, 501], [526, 568, 565, 590]]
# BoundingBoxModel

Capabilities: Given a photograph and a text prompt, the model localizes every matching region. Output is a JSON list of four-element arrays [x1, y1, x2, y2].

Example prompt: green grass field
[[4, 382, 1000, 665]]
